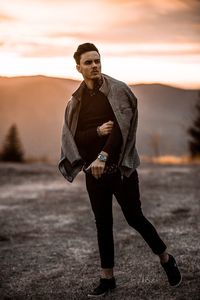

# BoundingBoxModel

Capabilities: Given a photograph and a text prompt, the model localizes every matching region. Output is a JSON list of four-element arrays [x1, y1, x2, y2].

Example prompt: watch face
[[98, 154, 107, 162]]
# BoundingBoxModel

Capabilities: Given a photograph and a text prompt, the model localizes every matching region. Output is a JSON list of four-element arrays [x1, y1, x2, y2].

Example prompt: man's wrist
[[100, 151, 108, 157], [97, 151, 108, 162]]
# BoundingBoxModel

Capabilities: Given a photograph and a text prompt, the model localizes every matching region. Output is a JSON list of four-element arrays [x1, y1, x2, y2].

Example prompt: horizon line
[[0, 74, 200, 90]]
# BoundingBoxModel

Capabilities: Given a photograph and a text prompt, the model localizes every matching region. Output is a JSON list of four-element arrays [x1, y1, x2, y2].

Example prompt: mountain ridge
[[1, 75, 198, 90]]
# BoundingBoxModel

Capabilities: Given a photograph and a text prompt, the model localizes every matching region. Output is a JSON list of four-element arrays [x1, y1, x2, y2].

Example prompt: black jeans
[[85, 169, 167, 268]]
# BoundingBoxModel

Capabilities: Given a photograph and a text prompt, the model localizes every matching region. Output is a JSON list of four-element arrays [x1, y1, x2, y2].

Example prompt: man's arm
[[74, 121, 114, 148], [86, 118, 122, 179], [102, 118, 122, 158]]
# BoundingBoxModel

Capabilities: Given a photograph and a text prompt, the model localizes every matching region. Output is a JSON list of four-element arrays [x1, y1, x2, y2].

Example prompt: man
[[59, 43, 182, 297]]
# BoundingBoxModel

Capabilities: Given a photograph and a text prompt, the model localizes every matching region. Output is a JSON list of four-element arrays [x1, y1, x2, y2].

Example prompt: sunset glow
[[0, 0, 200, 88]]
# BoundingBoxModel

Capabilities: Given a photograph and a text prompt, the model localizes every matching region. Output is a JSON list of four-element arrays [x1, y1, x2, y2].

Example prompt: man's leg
[[85, 173, 117, 297], [85, 172, 114, 270], [113, 169, 167, 255], [112, 169, 182, 286]]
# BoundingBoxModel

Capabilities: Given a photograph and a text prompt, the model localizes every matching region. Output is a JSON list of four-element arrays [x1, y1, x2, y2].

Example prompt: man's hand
[[85, 151, 108, 179], [85, 159, 106, 179], [97, 120, 113, 136]]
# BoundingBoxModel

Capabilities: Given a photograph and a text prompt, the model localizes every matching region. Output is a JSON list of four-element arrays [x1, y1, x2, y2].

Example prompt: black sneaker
[[88, 277, 116, 298], [161, 254, 182, 287]]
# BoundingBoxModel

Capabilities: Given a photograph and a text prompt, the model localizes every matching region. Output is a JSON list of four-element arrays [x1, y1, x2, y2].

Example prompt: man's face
[[76, 51, 101, 81]]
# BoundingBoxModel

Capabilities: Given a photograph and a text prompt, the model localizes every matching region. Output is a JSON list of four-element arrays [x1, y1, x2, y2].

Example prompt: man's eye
[[84, 59, 100, 65], [94, 59, 100, 65]]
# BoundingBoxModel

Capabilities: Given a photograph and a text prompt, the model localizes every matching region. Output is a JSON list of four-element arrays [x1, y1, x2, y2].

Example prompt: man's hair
[[73, 43, 100, 64]]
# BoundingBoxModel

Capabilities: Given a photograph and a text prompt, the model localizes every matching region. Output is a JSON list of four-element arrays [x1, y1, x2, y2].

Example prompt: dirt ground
[[0, 162, 199, 300]]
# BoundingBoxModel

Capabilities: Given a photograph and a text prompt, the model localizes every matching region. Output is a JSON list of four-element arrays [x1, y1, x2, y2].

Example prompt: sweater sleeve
[[102, 119, 122, 157]]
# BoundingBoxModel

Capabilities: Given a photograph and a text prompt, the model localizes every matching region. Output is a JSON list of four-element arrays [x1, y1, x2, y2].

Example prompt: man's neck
[[85, 80, 93, 90], [84, 77, 102, 90]]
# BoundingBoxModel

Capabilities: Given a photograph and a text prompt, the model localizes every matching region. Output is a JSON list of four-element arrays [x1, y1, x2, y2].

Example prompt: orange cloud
[[20, 43, 74, 58], [0, 13, 16, 21]]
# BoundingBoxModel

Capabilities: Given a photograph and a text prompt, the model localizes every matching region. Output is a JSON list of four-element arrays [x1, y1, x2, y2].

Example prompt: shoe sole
[[87, 287, 116, 298], [87, 292, 106, 298], [170, 274, 182, 287]]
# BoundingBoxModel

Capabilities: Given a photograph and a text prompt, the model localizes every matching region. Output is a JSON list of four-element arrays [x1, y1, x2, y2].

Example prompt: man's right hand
[[98, 120, 114, 136]]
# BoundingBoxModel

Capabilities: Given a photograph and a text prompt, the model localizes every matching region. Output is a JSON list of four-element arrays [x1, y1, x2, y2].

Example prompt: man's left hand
[[85, 158, 106, 179]]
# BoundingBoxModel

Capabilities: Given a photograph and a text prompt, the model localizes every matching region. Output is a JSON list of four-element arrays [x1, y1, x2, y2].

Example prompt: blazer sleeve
[[58, 99, 84, 182], [123, 86, 139, 166]]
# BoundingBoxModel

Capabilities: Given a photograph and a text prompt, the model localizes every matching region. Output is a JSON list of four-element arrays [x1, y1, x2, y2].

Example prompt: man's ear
[[76, 64, 81, 73]]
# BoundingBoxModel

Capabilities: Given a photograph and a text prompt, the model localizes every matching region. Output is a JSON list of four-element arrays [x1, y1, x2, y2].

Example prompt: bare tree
[[149, 132, 161, 157], [0, 124, 25, 162], [187, 91, 200, 158]]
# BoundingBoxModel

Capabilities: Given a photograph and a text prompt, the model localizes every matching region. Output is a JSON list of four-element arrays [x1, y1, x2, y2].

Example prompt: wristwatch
[[97, 153, 108, 162]]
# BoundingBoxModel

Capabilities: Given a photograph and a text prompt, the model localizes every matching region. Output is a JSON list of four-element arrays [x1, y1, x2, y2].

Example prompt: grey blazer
[[58, 74, 140, 182]]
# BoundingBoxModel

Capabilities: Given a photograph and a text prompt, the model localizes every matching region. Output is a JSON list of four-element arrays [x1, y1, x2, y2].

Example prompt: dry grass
[[141, 154, 200, 165], [0, 162, 199, 300]]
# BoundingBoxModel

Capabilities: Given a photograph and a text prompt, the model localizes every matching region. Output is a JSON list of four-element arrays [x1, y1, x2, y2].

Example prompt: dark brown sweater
[[74, 86, 122, 168]]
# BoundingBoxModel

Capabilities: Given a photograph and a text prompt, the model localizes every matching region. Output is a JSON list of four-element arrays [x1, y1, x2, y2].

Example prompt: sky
[[0, 0, 200, 88]]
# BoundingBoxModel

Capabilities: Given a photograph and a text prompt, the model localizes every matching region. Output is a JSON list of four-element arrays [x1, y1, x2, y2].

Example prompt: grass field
[[0, 162, 199, 300]]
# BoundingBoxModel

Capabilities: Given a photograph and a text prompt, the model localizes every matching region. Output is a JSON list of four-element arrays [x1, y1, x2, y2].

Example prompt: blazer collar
[[72, 74, 110, 101]]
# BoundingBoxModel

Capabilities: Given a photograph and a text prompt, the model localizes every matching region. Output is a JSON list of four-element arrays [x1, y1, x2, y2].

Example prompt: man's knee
[[125, 210, 145, 228]]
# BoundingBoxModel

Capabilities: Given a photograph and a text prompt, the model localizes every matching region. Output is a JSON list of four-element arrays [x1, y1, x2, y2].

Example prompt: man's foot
[[87, 277, 116, 298], [161, 254, 182, 287]]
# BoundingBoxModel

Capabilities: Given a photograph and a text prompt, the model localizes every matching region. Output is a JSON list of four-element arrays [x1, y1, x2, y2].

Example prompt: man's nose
[[92, 61, 98, 67]]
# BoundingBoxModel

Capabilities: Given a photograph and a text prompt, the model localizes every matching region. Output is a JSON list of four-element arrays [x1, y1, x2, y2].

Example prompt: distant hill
[[0, 75, 199, 161], [132, 83, 199, 156]]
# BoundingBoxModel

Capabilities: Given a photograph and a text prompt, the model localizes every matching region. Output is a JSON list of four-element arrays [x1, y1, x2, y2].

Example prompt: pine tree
[[0, 124, 25, 162], [188, 91, 200, 158]]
